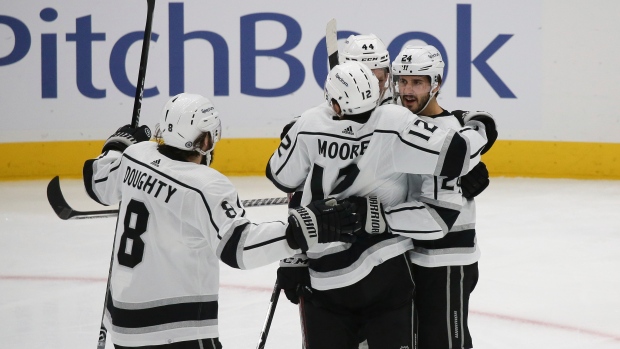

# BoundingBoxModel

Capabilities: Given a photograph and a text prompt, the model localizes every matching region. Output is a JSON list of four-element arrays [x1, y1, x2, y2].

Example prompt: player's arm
[[266, 117, 311, 193], [391, 112, 495, 178], [392, 173, 463, 238], [83, 124, 151, 205], [194, 177, 358, 269], [345, 191, 459, 241]]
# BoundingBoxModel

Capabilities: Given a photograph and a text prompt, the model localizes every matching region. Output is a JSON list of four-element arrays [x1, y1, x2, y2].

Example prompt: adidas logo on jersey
[[342, 126, 354, 135], [150, 159, 161, 167]]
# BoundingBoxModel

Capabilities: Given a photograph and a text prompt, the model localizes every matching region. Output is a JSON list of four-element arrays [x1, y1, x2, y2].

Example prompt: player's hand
[[277, 254, 312, 304], [461, 161, 490, 199], [102, 124, 152, 153], [456, 110, 497, 154], [344, 196, 387, 237], [286, 197, 359, 251]]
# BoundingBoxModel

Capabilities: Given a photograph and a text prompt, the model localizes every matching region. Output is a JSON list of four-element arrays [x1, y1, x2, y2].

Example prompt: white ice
[[1, 177, 619, 349]]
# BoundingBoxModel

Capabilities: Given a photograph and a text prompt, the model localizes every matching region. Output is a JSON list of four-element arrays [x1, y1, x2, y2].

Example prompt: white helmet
[[324, 61, 380, 115], [340, 34, 390, 70], [391, 45, 445, 112], [159, 93, 222, 165]]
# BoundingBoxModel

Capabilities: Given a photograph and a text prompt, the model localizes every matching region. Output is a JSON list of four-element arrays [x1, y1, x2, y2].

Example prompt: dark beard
[[412, 94, 430, 114]]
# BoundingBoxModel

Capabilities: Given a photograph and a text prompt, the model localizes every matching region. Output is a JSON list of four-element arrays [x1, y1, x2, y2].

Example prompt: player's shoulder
[[295, 102, 339, 131], [422, 111, 462, 130], [192, 165, 234, 190], [123, 140, 158, 160], [372, 104, 416, 129]]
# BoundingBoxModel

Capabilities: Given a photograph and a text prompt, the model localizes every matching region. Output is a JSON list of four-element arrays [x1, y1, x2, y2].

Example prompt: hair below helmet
[[340, 34, 390, 70], [158, 93, 222, 156], [324, 61, 380, 115]]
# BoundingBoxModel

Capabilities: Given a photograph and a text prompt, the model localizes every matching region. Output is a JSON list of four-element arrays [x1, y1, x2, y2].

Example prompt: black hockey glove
[[286, 197, 359, 252], [344, 196, 387, 237], [455, 110, 497, 154], [461, 161, 490, 199], [102, 124, 152, 153], [277, 254, 312, 304]]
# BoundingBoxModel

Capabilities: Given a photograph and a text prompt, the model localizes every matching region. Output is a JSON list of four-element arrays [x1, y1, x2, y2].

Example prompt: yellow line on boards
[[1, 139, 619, 181]]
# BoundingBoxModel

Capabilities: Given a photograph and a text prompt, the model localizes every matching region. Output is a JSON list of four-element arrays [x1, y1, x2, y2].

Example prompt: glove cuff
[[364, 196, 387, 234], [102, 132, 136, 153], [287, 207, 319, 251]]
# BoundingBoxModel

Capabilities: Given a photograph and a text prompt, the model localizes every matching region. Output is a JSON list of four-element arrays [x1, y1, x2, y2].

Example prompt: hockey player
[[391, 45, 495, 349], [267, 61, 496, 348], [340, 34, 393, 105], [82, 93, 359, 349]]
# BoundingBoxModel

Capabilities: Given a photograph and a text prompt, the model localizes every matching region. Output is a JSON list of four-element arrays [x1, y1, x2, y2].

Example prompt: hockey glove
[[456, 110, 498, 155], [102, 124, 152, 153], [345, 196, 387, 237], [277, 254, 312, 304], [461, 161, 490, 199], [286, 197, 359, 252]]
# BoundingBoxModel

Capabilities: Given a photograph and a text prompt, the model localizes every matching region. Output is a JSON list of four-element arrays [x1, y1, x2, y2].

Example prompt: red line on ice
[[2, 274, 618, 342]]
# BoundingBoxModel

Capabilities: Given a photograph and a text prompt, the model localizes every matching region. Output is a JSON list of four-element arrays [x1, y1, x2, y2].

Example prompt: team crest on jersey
[[342, 126, 354, 135]]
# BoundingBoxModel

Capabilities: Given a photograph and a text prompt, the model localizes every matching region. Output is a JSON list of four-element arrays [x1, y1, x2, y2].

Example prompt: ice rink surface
[[1, 176, 619, 349]]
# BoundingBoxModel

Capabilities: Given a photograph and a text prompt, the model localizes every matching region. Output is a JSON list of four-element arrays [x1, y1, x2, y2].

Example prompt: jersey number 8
[[117, 199, 150, 268]]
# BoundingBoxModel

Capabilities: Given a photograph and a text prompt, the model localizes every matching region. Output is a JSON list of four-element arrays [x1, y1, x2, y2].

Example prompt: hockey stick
[[326, 18, 339, 70], [256, 280, 282, 349], [96, 1, 155, 348], [47, 176, 288, 220]]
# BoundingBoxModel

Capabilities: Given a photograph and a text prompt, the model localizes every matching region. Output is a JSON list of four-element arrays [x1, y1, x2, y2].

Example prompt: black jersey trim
[[122, 153, 220, 235], [308, 234, 398, 273], [106, 292, 218, 329], [266, 159, 298, 193], [390, 227, 443, 235], [439, 132, 467, 177], [430, 204, 460, 232], [413, 229, 476, 250], [219, 222, 250, 269], [244, 234, 287, 251], [83, 159, 105, 205], [384, 205, 426, 214]]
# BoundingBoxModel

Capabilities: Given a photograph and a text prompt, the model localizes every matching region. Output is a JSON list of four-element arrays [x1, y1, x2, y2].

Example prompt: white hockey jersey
[[84, 141, 296, 347], [266, 102, 487, 290], [405, 110, 481, 267]]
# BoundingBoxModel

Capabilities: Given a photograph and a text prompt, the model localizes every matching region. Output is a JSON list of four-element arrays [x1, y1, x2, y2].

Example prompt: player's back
[[297, 105, 414, 205], [109, 141, 227, 302]]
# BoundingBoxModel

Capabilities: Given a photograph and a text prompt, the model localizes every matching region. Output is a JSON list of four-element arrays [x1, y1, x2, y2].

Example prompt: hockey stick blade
[[47, 176, 289, 220], [326, 18, 339, 69], [47, 176, 119, 220]]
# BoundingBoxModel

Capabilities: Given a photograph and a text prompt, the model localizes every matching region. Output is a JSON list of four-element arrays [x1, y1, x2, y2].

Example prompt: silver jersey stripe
[[306, 241, 353, 259], [110, 294, 218, 310], [109, 318, 218, 335], [309, 237, 411, 279], [411, 245, 477, 256]]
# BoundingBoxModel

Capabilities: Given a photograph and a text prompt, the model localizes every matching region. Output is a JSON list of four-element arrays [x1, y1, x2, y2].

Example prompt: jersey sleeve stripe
[[439, 131, 467, 177], [219, 222, 250, 269], [384, 205, 426, 214], [244, 233, 287, 251], [83, 159, 107, 206]]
